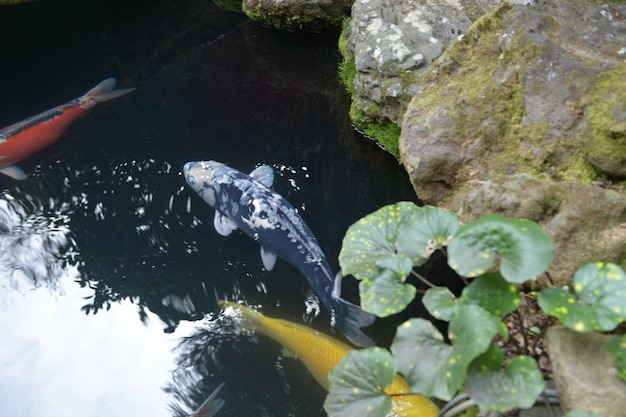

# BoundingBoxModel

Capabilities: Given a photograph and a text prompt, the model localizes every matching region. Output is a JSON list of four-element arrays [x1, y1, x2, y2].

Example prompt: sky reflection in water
[[0, 191, 201, 417]]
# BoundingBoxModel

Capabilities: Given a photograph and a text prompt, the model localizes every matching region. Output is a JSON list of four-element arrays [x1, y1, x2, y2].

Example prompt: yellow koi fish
[[220, 301, 439, 417]]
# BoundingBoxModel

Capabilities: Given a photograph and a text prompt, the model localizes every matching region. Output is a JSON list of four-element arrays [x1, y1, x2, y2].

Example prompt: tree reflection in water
[[166, 311, 236, 417], [0, 190, 75, 307]]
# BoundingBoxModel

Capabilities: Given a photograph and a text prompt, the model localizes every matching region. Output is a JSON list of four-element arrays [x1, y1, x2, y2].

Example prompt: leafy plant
[[537, 262, 626, 332], [325, 348, 396, 417], [325, 201, 626, 417], [340, 203, 460, 317], [447, 214, 553, 283]]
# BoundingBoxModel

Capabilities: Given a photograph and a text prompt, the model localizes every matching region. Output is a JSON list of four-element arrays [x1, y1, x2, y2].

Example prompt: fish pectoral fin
[[281, 346, 298, 359], [260, 246, 277, 271], [332, 271, 343, 300], [0, 166, 27, 180], [249, 165, 274, 188], [213, 212, 238, 236]]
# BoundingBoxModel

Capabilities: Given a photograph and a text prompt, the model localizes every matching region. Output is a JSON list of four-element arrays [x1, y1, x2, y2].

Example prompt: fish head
[[183, 160, 226, 207]]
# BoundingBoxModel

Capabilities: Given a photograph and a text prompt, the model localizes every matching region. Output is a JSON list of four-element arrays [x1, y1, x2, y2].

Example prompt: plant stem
[[411, 270, 436, 288]]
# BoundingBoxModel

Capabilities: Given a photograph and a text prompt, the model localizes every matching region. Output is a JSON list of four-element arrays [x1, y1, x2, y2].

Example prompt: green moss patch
[[579, 66, 626, 178]]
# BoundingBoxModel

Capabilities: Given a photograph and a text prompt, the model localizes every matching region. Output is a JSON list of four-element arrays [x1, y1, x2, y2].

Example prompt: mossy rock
[[579, 66, 626, 178], [242, 0, 348, 30], [399, 1, 626, 204]]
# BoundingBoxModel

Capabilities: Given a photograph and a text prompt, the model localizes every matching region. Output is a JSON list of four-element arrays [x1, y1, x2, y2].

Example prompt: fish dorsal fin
[[281, 346, 298, 359], [249, 165, 274, 188], [260, 246, 277, 271], [0, 166, 27, 180], [214, 211, 238, 236]]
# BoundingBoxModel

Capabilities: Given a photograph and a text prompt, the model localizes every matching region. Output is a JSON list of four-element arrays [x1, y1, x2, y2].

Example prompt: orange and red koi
[[0, 78, 134, 180]]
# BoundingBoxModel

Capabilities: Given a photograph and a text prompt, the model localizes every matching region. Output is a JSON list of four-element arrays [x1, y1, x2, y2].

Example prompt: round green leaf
[[396, 205, 461, 259], [464, 355, 546, 412], [391, 318, 456, 400], [447, 303, 501, 363], [467, 344, 504, 374], [339, 202, 426, 281], [461, 273, 522, 316], [375, 254, 414, 281], [391, 304, 500, 401], [423, 286, 457, 321], [360, 271, 417, 318], [605, 335, 626, 381], [537, 263, 626, 332], [340, 203, 461, 282], [537, 287, 613, 331], [447, 214, 553, 283], [325, 347, 395, 417], [575, 262, 626, 321]]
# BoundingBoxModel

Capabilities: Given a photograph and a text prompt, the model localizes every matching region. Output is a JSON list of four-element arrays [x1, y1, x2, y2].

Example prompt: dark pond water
[[0, 1, 430, 416]]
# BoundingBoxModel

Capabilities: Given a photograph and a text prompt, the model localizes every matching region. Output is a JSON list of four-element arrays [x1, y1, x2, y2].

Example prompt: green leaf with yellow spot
[[395, 205, 461, 259], [391, 304, 499, 401], [447, 215, 553, 283], [464, 355, 545, 412], [461, 273, 521, 317], [375, 254, 413, 280], [339, 202, 426, 282], [325, 347, 395, 417], [340, 203, 461, 282], [605, 335, 626, 381], [467, 344, 504, 374], [360, 269, 417, 317], [423, 286, 457, 321], [537, 262, 626, 332], [340, 203, 461, 318]]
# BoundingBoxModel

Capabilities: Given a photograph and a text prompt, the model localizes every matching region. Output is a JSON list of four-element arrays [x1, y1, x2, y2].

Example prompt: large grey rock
[[546, 326, 626, 416], [397, 1, 626, 282], [400, 1, 626, 205], [347, 0, 472, 124]]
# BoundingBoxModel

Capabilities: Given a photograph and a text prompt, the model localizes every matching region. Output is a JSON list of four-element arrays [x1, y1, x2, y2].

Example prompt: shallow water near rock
[[0, 1, 424, 416]]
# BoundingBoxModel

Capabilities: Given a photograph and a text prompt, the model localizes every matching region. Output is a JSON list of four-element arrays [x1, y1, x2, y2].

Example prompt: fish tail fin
[[333, 297, 376, 348], [191, 382, 226, 417], [82, 78, 135, 106]]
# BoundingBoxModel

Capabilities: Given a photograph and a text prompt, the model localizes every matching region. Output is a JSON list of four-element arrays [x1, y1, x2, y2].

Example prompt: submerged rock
[[242, 0, 351, 29], [546, 326, 626, 416]]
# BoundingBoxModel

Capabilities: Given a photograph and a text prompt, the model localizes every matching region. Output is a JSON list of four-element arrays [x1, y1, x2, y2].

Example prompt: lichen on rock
[[341, 0, 472, 155], [396, 0, 626, 284], [398, 1, 626, 198]]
